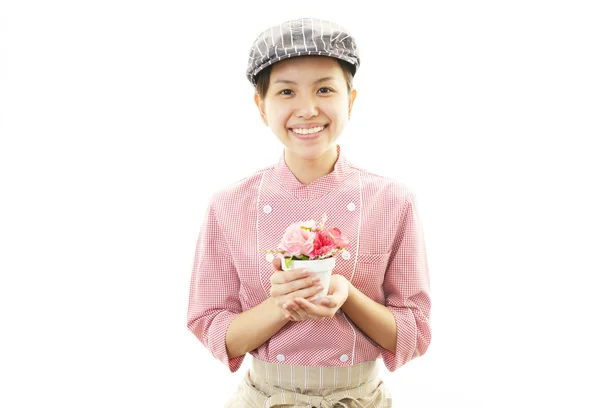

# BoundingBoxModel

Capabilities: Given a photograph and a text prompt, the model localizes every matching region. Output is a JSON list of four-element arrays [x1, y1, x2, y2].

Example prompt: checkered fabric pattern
[[246, 17, 360, 86], [187, 145, 431, 373]]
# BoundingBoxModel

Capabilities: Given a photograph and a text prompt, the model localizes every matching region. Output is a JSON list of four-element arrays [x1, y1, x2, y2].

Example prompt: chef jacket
[[187, 144, 431, 373]]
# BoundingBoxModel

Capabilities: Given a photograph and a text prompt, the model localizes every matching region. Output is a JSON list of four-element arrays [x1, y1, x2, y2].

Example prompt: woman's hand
[[282, 274, 349, 321], [269, 257, 324, 309]]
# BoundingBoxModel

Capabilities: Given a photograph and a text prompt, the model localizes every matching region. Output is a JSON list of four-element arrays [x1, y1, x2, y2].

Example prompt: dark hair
[[255, 58, 355, 100]]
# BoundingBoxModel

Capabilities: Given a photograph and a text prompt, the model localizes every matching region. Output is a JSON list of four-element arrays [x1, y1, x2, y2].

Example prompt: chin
[[290, 144, 336, 159]]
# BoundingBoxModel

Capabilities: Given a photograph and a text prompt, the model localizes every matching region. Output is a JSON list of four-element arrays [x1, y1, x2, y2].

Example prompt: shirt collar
[[274, 144, 352, 200]]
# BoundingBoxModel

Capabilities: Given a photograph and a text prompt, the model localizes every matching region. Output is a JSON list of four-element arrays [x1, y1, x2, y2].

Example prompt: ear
[[254, 93, 269, 126], [347, 88, 357, 119]]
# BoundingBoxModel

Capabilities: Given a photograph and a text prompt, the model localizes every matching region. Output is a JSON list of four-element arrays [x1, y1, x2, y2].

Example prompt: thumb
[[272, 256, 283, 271], [320, 296, 335, 307]]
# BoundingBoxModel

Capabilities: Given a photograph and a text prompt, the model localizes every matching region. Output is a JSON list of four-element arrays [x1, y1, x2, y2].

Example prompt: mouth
[[289, 124, 328, 139]]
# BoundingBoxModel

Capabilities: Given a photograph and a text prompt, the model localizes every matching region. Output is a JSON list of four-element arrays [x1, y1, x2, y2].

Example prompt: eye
[[318, 87, 334, 94], [278, 89, 294, 96]]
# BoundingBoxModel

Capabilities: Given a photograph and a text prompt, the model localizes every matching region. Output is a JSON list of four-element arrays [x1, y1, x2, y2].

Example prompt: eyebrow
[[273, 76, 336, 85]]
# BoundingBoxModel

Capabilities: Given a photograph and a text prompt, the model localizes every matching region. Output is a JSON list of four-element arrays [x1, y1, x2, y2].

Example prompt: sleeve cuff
[[381, 307, 418, 372], [208, 311, 246, 373]]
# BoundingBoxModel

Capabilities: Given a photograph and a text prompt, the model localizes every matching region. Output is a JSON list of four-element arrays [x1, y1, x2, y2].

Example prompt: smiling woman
[[186, 17, 431, 408]]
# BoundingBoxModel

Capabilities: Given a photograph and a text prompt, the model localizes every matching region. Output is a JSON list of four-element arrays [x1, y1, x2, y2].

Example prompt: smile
[[290, 125, 327, 135]]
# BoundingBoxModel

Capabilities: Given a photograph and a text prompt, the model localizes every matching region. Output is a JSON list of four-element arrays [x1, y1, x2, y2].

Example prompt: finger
[[272, 276, 321, 300], [284, 302, 302, 321], [294, 297, 323, 315], [272, 256, 283, 271], [282, 304, 294, 320], [320, 297, 337, 308], [286, 281, 323, 302], [271, 271, 313, 298], [298, 298, 335, 319], [271, 268, 311, 285], [294, 299, 328, 321], [271, 279, 319, 302], [291, 300, 311, 320]]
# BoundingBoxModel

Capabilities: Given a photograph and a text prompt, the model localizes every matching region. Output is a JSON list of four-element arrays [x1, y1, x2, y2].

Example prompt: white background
[[1, 1, 599, 407]]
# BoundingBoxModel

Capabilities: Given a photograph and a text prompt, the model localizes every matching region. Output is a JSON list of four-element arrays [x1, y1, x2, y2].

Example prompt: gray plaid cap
[[246, 17, 360, 87]]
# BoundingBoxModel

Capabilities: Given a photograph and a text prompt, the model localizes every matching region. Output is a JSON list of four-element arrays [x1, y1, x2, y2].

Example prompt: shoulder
[[348, 163, 415, 205], [208, 163, 274, 213]]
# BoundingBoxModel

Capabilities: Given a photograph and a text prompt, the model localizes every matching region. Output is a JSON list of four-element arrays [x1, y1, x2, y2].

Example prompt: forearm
[[341, 283, 397, 354], [225, 297, 289, 359]]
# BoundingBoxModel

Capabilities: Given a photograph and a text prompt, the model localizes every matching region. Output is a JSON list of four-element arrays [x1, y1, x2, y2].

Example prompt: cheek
[[327, 110, 349, 128], [266, 106, 291, 126], [324, 100, 350, 120]]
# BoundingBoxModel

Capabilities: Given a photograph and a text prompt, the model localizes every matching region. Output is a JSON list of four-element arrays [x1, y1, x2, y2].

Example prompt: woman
[[187, 17, 431, 407]]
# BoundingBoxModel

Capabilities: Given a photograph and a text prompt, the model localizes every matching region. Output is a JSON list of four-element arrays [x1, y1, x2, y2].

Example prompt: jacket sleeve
[[381, 189, 432, 371], [187, 194, 245, 373]]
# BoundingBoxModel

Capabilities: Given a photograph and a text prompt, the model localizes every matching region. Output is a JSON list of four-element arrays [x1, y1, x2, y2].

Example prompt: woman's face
[[255, 56, 357, 161]]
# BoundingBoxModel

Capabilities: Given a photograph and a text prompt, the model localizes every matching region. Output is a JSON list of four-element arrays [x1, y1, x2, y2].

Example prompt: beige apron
[[225, 357, 393, 408]]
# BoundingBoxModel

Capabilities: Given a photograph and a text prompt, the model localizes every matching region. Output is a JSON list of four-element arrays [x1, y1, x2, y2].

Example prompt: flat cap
[[246, 17, 360, 87]]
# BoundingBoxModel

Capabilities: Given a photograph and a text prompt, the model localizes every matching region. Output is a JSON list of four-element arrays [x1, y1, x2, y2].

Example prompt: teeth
[[291, 126, 325, 135]]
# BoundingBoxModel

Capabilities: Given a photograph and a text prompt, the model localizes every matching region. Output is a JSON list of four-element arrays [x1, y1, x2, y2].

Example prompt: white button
[[276, 354, 285, 362], [347, 202, 356, 211], [342, 251, 351, 260], [340, 354, 349, 362], [265, 253, 274, 262], [263, 205, 272, 214]]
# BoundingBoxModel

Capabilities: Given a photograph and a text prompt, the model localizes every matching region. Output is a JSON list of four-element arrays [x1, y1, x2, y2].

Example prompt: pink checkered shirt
[[187, 145, 431, 373]]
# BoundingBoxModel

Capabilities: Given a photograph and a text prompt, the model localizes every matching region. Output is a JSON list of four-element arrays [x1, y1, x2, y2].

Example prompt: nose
[[294, 94, 319, 119]]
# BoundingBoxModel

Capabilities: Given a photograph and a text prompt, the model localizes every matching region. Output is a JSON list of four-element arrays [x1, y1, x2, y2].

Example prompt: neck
[[284, 146, 339, 185]]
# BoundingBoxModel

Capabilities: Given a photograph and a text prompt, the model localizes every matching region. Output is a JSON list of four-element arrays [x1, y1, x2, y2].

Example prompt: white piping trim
[[345, 172, 362, 365], [350, 172, 362, 282], [256, 170, 268, 296]]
